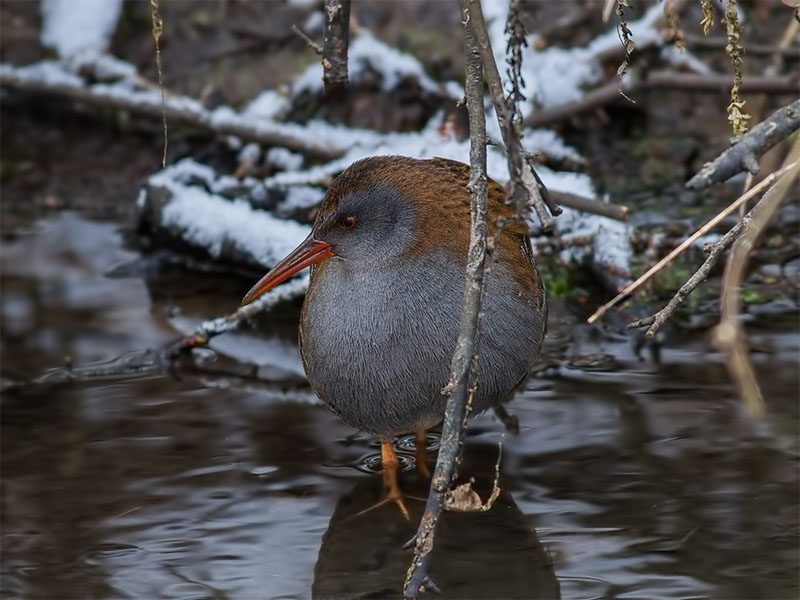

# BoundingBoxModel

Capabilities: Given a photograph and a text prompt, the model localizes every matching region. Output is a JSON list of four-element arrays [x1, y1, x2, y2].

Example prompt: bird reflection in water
[[313, 448, 560, 600]]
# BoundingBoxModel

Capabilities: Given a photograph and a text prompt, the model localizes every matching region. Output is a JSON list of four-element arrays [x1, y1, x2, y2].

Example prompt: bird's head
[[241, 155, 528, 306]]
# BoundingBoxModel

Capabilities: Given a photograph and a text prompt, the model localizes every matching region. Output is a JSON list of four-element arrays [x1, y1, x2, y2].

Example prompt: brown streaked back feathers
[[319, 155, 541, 299]]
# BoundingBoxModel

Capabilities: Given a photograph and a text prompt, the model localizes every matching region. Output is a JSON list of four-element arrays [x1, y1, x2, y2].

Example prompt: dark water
[[2, 213, 798, 600]]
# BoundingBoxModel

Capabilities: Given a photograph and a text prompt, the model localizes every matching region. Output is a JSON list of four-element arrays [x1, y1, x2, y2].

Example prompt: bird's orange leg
[[357, 442, 424, 520], [415, 430, 432, 480]]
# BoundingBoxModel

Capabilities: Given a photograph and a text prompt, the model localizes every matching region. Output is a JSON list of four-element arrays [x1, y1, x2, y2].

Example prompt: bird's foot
[[355, 488, 425, 521], [355, 441, 426, 520]]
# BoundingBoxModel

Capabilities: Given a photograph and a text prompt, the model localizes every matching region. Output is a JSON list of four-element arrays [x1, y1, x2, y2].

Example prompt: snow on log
[[139, 159, 312, 271]]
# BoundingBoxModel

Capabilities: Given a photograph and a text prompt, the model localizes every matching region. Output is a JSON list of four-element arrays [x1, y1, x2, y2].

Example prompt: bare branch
[[682, 33, 800, 57], [525, 73, 798, 129], [627, 215, 747, 336], [550, 190, 629, 222], [403, 3, 489, 595], [291, 24, 323, 56], [160, 276, 309, 360], [714, 139, 800, 417], [687, 99, 800, 189], [587, 159, 800, 324], [0, 63, 344, 160], [465, 0, 560, 232], [322, 0, 351, 94]]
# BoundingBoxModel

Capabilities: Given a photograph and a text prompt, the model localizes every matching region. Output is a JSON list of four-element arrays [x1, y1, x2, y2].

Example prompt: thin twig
[[627, 215, 748, 336], [587, 159, 800, 324], [160, 276, 309, 360], [714, 139, 800, 417], [322, 0, 350, 94], [687, 99, 800, 189], [403, 3, 489, 595], [550, 190, 629, 222], [466, 0, 560, 232], [149, 0, 168, 167], [735, 18, 798, 214], [291, 24, 323, 56]]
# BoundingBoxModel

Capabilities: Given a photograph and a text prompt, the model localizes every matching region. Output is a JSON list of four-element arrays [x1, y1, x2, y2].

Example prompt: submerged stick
[[161, 276, 309, 359], [403, 3, 489, 595]]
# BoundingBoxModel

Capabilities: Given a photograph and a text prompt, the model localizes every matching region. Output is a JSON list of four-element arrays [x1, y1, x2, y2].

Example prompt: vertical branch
[[322, 0, 351, 95], [714, 139, 800, 416], [464, 0, 560, 233], [403, 2, 489, 596]]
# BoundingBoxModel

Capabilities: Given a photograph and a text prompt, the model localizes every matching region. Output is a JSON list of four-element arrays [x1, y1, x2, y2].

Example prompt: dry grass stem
[[150, 0, 167, 167], [714, 139, 800, 416]]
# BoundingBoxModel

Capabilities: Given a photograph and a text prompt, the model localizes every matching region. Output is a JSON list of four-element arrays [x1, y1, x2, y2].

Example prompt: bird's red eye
[[341, 216, 356, 228]]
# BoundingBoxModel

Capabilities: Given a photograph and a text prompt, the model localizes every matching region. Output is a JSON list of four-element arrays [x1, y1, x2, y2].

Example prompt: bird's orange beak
[[241, 235, 334, 306]]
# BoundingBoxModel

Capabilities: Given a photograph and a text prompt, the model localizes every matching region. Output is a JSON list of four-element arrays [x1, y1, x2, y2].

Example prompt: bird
[[241, 155, 547, 517]]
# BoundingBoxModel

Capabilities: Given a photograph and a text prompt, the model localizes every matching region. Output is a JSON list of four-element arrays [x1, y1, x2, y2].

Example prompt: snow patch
[[293, 30, 441, 95], [40, 0, 123, 59], [545, 207, 633, 276], [242, 90, 289, 121], [148, 159, 310, 269], [279, 185, 325, 212], [266, 147, 304, 172], [482, 0, 665, 114]]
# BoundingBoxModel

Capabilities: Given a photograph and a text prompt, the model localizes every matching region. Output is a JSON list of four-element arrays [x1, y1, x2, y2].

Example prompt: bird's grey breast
[[299, 249, 545, 437]]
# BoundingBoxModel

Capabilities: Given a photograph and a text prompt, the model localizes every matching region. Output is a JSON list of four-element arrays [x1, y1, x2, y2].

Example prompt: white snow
[[194, 275, 310, 337], [266, 147, 304, 172], [148, 159, 311, 269], [293, 30, 441, 95], [523, 129, 584, 163], [482, 0, 665, 114], [543, 206, 633, 276], [0, 60, 84, 87], [302, 10, 324, 33], [278, 185, 325, 212], [25, 1, 640, 282], [262, 112, 594, 199], [242, 90, 289, 121], [40, 0, 123, 60]]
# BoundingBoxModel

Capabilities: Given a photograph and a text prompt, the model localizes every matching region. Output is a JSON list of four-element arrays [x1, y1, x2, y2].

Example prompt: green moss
[[741, 289, 771, 305]]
